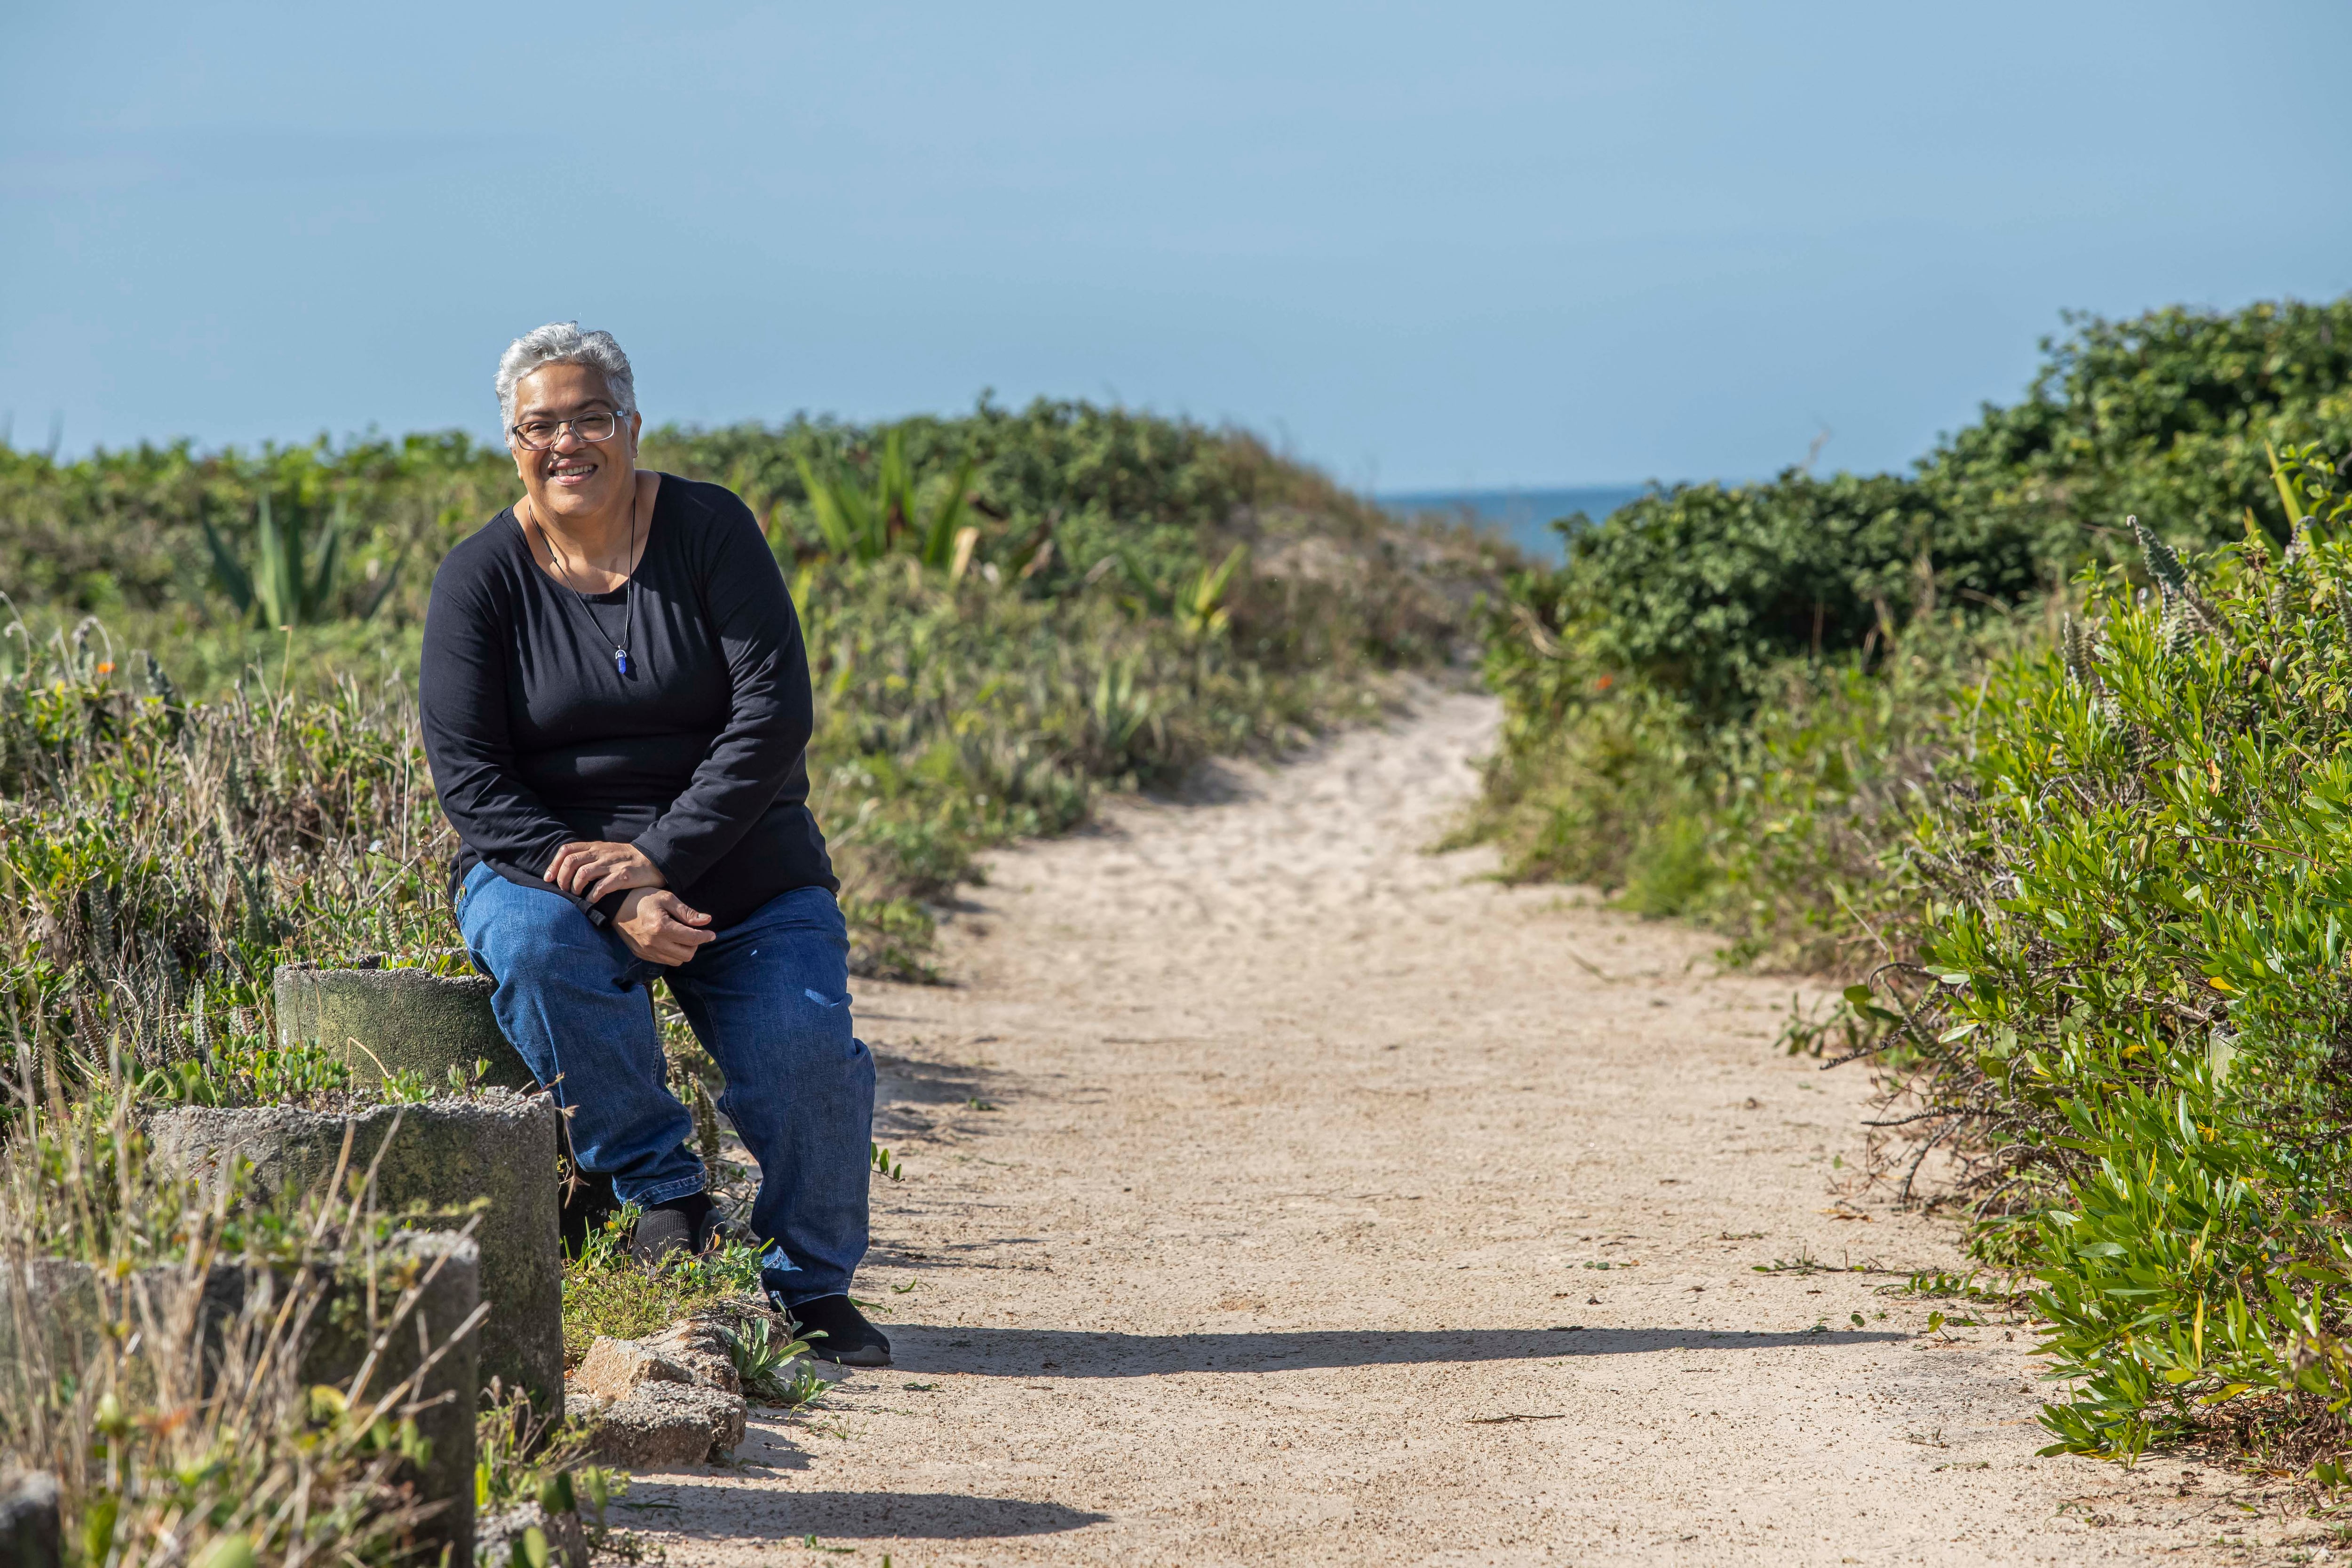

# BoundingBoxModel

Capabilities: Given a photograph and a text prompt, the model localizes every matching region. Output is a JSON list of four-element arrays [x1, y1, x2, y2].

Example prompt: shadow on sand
[[885, 1323, 1910, 1377], [623, 1486, 1107, 1540]]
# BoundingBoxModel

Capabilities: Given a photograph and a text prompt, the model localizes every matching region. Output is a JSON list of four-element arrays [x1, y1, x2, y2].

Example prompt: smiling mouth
[[548, 457, 598, 485]]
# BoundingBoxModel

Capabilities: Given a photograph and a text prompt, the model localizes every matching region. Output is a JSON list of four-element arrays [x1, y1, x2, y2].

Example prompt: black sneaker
[[780, 1292, 891, 1367], [560, 1166, 619, 1260], [630, 1192, 718, 1267]]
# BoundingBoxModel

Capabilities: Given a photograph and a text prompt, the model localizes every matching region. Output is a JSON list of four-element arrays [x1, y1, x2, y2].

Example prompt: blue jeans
[[456, 863, 873, 1305]]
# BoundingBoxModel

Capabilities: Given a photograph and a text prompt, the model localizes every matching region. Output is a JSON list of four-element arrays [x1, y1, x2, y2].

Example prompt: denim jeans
[[456, 862, 873, 1305]]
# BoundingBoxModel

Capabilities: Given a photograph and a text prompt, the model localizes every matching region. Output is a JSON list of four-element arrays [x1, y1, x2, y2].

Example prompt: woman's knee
[[462, 877, 613, 976]]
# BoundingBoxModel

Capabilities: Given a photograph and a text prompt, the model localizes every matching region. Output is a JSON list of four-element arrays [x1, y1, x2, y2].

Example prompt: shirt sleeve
[[630, 493, 814, 895], [419, 548, 587, 905]]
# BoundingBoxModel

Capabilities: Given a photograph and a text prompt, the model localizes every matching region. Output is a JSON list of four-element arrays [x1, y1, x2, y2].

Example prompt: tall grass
[[0, 1073, 486, 1564]]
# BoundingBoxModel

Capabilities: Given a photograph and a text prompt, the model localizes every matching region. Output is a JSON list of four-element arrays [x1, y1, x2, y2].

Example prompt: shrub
[[1465, 294, 2352, 965], [1828, 454, 2352, 1462]]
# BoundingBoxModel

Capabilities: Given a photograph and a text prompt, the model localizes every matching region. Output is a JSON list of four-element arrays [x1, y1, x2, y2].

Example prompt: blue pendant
[[615, 649, 629, 676]]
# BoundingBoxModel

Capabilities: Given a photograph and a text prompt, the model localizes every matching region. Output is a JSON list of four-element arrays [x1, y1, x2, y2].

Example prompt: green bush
[[1534, 471, 2036, 720], [1484, 296, 2352, 731], [1850, 458, 2352, 1462], [0, 398, 1443, 635], [1454, 612, 2007, 968], [1930, 299, 2352, 566], [1467, 294, 2352, 963]]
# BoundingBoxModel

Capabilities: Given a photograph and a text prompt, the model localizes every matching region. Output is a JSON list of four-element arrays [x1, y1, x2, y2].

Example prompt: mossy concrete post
[[275, 959, 534, 1093], [0, 1470, 60, 1568], [150, 1096, 563, 1417], [304, 1233, 481, 1566], [0, 1236, 478, 1564]]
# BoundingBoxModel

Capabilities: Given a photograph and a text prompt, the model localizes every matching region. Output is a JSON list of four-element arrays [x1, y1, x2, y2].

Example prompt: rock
[[644, 1319, 743, 1396], [574, 1321, 741, 1404], [582, 1382, 747, 1470], [0, 1469, 60, 1568], [275, 957, 534, 1091], [572, 1337, 692, 1401], [561, 1385, 614, 1423], [151, 1094, 563, 1414], [476, 1503, 589, 1568], [0, 1236, 478, 1565]]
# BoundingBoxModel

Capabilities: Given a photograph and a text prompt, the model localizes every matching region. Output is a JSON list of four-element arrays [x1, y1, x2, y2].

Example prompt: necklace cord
[[532, 476, 641, 675]]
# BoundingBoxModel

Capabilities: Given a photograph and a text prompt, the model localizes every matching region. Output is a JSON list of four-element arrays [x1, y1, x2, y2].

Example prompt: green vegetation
[[1876, 480, 2352, 1465], [0, 397, 1486, 1561], [556, 1203, 768, 1365], [1465, 296, 2352, 963], [1466, 296, 2352, 1471], [0, 1078, 486, 1566]]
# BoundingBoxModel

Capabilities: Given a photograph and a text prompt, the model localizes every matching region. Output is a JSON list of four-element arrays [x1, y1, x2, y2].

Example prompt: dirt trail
[[644, 685, 2245, 1565]]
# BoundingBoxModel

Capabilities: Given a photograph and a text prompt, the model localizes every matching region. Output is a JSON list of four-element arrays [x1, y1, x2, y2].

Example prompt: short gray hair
[[495, 321, 637, 432]]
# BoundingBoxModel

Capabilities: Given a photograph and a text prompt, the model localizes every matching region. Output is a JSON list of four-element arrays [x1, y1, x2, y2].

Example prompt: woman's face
[[508, 361, 643, 529]]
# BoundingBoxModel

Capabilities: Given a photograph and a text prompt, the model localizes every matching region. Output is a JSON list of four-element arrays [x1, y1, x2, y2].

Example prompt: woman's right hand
[[614, 888, 716, 966]]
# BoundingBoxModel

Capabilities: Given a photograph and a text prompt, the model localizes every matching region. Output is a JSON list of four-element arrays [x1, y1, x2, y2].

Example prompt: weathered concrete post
[[0, 1470, 60, 1568], [275, 957, 534, 1092], [150, 1096, 563, 1416], [0, 1235, 480, 1564], [305, 1233, 482, 1565]]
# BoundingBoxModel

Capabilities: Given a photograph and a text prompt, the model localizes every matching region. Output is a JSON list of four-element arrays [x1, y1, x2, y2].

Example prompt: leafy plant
[[202, 490, 393, 627], [559, 1205, 771, 1364], [474, 1380, 620, 1530], [1805, 452, 2352, 1468], [722, 1316, 822, 1407], [793, 430, 979, 572]]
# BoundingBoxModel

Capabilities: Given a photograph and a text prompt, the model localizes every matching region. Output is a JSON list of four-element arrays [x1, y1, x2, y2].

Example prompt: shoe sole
[[813, 1346, 892, 1368]]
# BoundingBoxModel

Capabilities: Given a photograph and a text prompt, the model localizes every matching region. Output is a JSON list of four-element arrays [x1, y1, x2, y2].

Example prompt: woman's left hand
[[545, 840, 666, 901]]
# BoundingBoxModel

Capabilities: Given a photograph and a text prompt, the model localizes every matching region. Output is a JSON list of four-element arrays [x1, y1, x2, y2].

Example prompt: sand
[[637, 684, 2276, 1565]]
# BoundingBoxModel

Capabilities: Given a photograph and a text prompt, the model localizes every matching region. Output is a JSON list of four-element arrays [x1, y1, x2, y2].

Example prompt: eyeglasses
[[509, 411, 626, 450]]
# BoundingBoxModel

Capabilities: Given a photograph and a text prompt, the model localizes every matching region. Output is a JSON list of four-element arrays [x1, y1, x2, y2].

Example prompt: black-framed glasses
[[510, 410, 626, 451]]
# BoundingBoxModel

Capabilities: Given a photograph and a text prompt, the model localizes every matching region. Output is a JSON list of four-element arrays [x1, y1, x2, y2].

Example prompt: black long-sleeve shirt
[[420, 474, 835, 930]]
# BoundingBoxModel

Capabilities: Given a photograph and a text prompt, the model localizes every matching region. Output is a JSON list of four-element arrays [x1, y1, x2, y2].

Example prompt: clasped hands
[[544, 841, 713, 966]]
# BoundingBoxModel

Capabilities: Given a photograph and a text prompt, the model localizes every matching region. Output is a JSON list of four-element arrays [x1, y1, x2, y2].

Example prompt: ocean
[[1377, 485, 1654, 563]]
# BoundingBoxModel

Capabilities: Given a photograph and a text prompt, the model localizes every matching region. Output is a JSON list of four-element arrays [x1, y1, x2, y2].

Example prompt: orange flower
[[1594, 673, 1613, 691], [95, 661, 115, 676]]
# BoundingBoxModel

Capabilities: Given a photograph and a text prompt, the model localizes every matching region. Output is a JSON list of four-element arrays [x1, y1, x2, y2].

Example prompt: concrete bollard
[[0, 1235, 479, 1564], [275, 958, 535, 1092], [304, 1233, 481, 1566], [0, 1470, 60, 1568], [151, 1095, 563, 1416]]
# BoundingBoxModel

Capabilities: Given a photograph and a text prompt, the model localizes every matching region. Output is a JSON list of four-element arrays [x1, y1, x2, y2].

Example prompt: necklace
[[532, 482, 641, 677]]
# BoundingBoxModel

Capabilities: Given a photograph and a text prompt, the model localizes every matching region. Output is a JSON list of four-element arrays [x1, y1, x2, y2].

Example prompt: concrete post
[[150, 1095, 563, 1416], [0, 1235, 479, 1564], [275, 958, 534, 1092]]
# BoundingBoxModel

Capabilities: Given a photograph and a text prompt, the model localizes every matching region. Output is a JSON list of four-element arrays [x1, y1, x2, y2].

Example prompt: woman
[[421, 321, 887, 1366]]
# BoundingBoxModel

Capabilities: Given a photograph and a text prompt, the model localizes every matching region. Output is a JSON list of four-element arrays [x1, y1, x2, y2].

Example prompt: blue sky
[[5, 2, 2350, 490]]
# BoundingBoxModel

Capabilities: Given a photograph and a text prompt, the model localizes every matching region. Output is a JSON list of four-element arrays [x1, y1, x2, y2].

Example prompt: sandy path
[[640, 685, 2254, 1565]]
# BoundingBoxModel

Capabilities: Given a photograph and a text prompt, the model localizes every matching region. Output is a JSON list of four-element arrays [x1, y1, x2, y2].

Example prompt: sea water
[[1377, 485, 1653, 564]]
